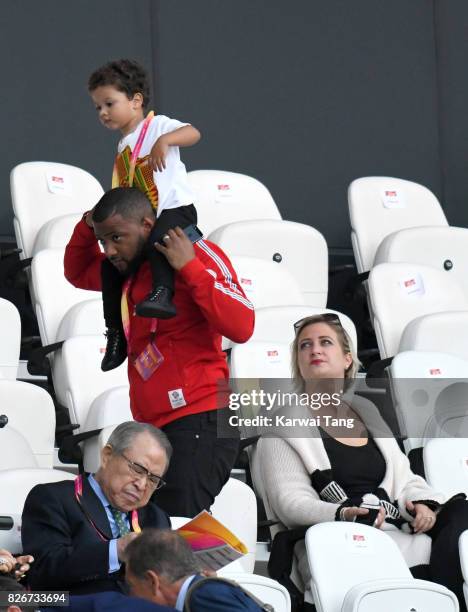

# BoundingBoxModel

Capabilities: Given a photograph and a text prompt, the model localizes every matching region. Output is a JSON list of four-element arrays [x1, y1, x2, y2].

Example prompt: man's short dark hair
[[126, 529, 200, 584], [93, 187, 155, 224], [88, 59, 150, 108]]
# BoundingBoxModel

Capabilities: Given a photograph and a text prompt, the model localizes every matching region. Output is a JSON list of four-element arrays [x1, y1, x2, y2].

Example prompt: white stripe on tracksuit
[[198, 240, 254, 310]]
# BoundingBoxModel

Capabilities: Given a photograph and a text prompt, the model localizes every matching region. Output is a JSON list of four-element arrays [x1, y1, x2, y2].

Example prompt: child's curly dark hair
[[88, 59, 150, 108]]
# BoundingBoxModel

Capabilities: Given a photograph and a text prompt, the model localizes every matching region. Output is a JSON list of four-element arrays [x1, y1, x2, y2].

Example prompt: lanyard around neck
[[121, 278, 158, 342], [128, 111, 154, 186], [74, 474, 141, 541], [112, 110, 155, 189]]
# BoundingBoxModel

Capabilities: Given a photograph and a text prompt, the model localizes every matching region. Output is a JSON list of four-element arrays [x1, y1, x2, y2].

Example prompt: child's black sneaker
[[135, 286, 177, 319], [101, 328, 127, 371]]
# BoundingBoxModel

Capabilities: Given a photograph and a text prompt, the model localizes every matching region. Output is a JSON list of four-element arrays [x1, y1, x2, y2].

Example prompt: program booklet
[[176, 510, 248, 571]]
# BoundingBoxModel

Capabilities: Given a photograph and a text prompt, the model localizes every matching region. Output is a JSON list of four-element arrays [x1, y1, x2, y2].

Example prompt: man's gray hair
[[126, 529, 200, 583], [107, 421, 172, 469]]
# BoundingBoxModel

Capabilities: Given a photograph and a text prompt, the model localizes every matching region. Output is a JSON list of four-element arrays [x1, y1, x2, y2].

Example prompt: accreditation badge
[[133, 341, 164, 380]]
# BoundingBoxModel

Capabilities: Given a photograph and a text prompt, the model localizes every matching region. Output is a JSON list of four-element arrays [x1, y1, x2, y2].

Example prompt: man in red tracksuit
[[64, 186, 255, 517]]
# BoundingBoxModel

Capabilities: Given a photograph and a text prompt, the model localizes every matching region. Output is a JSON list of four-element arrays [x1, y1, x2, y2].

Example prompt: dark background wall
[[0, 0, 466, 250]]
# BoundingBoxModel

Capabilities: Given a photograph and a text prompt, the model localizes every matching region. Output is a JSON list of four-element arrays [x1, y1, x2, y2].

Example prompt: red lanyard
[[112, 111, 154, 189], [74, 475, 141, 541]]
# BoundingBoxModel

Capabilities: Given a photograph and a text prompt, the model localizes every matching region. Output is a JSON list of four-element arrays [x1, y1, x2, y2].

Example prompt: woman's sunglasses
[[293, 313, 342, 333]]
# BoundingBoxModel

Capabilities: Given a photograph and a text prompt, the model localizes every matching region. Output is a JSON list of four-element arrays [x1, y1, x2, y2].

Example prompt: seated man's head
[[95, 421, 172, 512], [125, 529, 200, 607], [93, 187, 155, 275]]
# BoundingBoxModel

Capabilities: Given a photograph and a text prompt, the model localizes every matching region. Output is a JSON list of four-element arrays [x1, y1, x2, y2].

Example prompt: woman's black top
[[319, 427, 387, 498]]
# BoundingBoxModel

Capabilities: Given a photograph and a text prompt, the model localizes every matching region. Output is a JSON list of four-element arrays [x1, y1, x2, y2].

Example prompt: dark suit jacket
[[21, 476, 170, 595], [63, 592, 175, 612], [184, 575, 264, 611]]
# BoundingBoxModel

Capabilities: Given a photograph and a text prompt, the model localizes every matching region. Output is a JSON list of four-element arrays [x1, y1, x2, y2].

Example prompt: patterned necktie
[[109, 506, 131, 537]]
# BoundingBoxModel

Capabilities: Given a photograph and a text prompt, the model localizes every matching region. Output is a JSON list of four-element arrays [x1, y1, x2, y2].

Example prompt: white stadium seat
[[52, 335, 128, 431], [82, 386, 132, 473], [389, 351, 468, 451], [305, 522, 457, 612], [32, 212, 83, 254], [424, 438, 468, 497], [223, 573, 291, 612], [374, 225, 468, 301], [230, 340, 292, 381], [55, 298, 105, 341], [0, 425, 38, 471], [211, 478, 258, 575], [368, 263, 468, 359], [399, 311, 468, 361], [0, 468, 75, 553], [31, 248, 101, 346], [0, 298, 21, 380], [247, 305, 357, 350], [209, 219, 328, 307], [11, 161, 103, 259], [0, 379, 55, 467], [187, 170, 281, 236], [348, 176, 447, 274], [229, 255, 304, 309]]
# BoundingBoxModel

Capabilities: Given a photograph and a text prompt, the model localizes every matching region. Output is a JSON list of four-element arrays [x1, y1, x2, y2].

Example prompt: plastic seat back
[[31, 248, 100, 345], [399, 311, 468, 360], [187, 170, 281, 236], [222, 573, 291, 612], [342, 578, 458, 612], [210, 219, 328, 307], [0, 468, 75, 553], [368, 263, 468, 359], [375, 225, 468, 300], [56, 299, 105, 340], [51, 335, 127, 430], [0, 380, 55, 467], [33, 213, 83, 254], [230, 340, 292, 380], [424, 438, 468, 497], [11, 162, 103, 259], [305, 522, 411, 612], [0, 425, 38, 471], [348, 177, 447, 273], [389, 351, 468, 450], [0, 298, 21, 380], [248, 305, 357, 350], [210, 479, 257, 575], [230, 255, 304, 309], [82, 387, 132, 473]]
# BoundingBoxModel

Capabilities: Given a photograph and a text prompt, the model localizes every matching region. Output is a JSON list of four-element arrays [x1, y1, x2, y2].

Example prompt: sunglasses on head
[[293, 313, 342, 333]]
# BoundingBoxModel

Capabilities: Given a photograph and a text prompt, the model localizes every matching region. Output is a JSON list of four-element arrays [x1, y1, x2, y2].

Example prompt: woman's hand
[[154, 227, 195, 270], [406, 501, 437, 533], [342, 506, 369, 522], [342, 506, 386, 528], [0, 549, 16, 574], [0, 550, 34, 580], [13, 555, 34, 580], [373, 506, 386, 528]]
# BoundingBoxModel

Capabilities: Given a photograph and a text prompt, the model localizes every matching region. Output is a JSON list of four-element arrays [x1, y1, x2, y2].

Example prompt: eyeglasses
[[120, 452, 166, 490], [293, 313, 342, 333]]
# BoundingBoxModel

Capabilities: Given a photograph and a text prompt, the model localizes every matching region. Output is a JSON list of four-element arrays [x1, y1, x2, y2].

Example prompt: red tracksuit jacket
[[64, 219, 255, 427]]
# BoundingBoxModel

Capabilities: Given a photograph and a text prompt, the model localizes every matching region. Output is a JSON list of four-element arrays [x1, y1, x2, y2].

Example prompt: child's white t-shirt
[[117, 114, 195, 216]]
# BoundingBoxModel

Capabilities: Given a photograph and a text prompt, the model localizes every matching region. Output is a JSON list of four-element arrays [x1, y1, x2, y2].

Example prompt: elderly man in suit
[[21, 422, 171, 595]]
